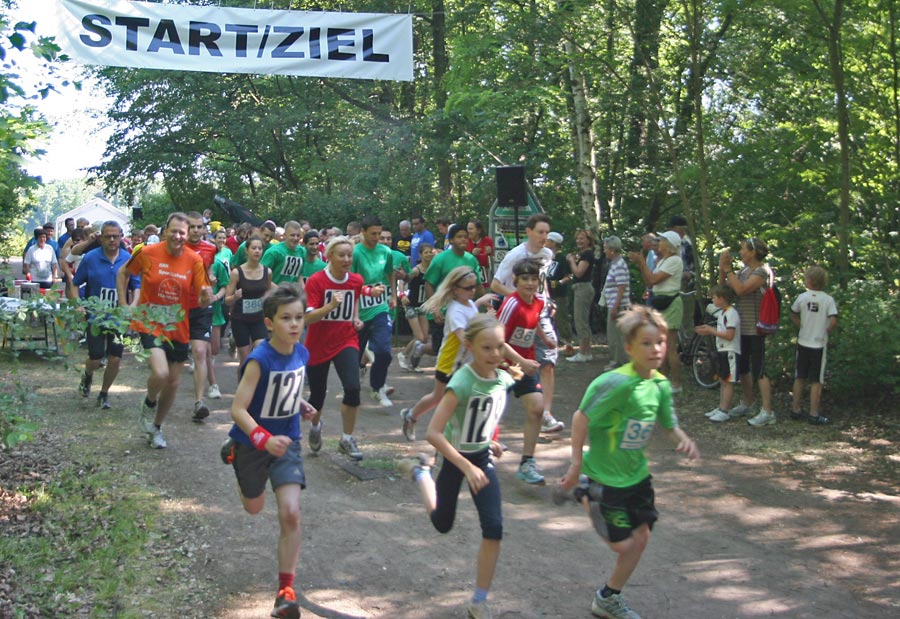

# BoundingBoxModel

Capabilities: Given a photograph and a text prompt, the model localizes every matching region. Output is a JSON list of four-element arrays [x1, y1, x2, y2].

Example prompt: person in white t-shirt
[[23, 228, 59, 289], [696, 285, 742, 422], [789, 265, 838, 425]]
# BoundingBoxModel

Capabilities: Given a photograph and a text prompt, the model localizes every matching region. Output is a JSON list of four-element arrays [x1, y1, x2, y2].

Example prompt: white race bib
[[359, 292, 386, 310], [243, 297, 264, 314], [509, 326, 536, 349], [322, 289, 356, 322], [99, 287, 118, 309], [259, 368, 306, 419], [619, 419, 655, 450]]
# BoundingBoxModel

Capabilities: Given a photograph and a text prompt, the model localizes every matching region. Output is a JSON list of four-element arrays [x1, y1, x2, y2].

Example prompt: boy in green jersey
[[560, 305, 699, 619], [261, 220, 306, 287], [425, 223, 483, 297], [300, 230, 327, 283]]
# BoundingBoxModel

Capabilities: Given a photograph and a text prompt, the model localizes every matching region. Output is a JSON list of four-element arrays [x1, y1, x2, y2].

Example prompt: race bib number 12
[[260, 368, 306, 419]]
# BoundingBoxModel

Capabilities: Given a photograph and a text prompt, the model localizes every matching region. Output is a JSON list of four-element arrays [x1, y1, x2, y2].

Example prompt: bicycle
[[676, 293, 719, 389]]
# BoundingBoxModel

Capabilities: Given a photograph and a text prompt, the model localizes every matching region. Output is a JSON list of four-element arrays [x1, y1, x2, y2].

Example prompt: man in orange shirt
[[117, 212, 211, 449]]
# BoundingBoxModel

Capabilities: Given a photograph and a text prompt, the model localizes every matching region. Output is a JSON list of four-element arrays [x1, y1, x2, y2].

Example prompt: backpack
[[756, 270, 781, 335]]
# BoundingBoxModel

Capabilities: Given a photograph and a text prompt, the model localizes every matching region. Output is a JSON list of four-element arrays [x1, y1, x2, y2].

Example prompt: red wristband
[[363, 285, 373, 295], [249, 426, 272, 450]]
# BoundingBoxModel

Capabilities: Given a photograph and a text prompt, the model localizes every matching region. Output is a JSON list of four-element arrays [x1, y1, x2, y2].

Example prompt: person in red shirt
[[303, 236, 384, 461], [185, 211, 220, 422], [226, 222, 250, 255], [117, 212, 211, 449], [466, 219, 495, 283], [496, 259, 551, 485]]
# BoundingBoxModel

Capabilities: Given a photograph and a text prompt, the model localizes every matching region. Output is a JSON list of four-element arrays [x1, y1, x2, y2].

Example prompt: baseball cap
[[547, 231, 564, 244], [656, 230, 682, 248]]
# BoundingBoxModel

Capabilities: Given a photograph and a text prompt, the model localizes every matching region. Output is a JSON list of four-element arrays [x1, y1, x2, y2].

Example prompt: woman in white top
[[628, 230, 684, 391]]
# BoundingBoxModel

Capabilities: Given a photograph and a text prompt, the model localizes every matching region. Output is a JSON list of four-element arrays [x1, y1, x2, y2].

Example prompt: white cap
[[656, 230, 682, 248], [547, 231, 564, 244]]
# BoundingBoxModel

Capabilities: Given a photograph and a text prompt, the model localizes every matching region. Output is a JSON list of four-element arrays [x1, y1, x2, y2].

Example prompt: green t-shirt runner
[[425, 249, 481, 290], [444, 365, 516, 453], [300, 256, 327, 283], [210, 259, 231, 327], [579, 363, 678, 488], [261, 242, 305, 285], [388, 249, 411, 320], [214, 246, 233, 270], [352, 242, 393, 322], [232, 239, 273, 268]]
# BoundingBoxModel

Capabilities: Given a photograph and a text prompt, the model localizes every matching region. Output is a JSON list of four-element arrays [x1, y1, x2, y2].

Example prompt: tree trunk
[[431, 0, 452, 202]]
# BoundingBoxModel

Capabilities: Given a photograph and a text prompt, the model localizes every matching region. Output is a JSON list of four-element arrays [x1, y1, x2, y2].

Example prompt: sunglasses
[[456, 282, 478, 291]]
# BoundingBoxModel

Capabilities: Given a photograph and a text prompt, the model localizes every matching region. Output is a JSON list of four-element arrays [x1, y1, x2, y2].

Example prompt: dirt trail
[[104, 347, 899, 619]]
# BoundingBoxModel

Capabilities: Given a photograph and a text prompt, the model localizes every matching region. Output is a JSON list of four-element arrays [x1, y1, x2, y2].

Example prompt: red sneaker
[[272, 586, 300, 619]]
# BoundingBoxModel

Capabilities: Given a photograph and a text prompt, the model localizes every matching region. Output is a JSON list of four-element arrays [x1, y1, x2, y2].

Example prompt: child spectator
[[696, 284, 742, 422], [224, 283, 316, 619], [560, 305, 699, 619], [789, 265, 838, 425], [397, 315, 521, 619]]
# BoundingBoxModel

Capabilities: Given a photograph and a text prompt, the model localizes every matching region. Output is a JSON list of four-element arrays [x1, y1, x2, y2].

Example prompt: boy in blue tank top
[[224, 283, 316, 619]]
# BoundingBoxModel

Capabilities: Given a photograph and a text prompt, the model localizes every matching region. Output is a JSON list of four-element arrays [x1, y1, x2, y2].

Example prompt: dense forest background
[[2, 0, 898, 393]]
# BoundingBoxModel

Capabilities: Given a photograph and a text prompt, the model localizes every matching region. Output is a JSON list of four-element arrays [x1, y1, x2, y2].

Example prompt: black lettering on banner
[[189, 21, 223, 56], [225, 24, 257, 57], [115, 16, 151, 51], [308, 27, 321, 59], [80, 14, 112, 47], [261, 369, 305, 419], [327, 28, 355, 61], [282, 256, 303, 279], [272, 26, 304, 58], [362, 29, 389, 63], [147, 19, 184, 55], [323, 289, 355, 321]]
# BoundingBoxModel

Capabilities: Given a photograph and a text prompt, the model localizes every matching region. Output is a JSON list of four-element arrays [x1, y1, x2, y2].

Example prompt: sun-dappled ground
[[2, 338, 899, 618]]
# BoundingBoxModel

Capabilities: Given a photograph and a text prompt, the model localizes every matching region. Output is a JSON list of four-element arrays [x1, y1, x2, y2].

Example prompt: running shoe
[[728, 403, 752, 418], [192, 400, 210, 422], [566, 353, 592, 363], [149, 428, 167, 449], [140, 400, 157, 434], [707, 409, 730, 422], [807, 414, 830, 425], [540, 412, 565, 433], [409, 340, 424, 370], [220, 437, 235, 465], [789, 409, 806, 421], [517, 458, 545, 485], [591, 591, 641, 619], [397, 453, 430, 481], [371, 387, 393, 407], [339, 436, 363, 461], [78, 371, 92, 397], [206, 384, 222, 399], [308, 422, 323, 453], [400, 408, 416, 441], [747, 409, 776, 427], [272, 586, 300, 619], [397, 351, 410, 370], [467, 599, 493, 619], [97, 393, 111, 410], [187, 357, 195, 373]]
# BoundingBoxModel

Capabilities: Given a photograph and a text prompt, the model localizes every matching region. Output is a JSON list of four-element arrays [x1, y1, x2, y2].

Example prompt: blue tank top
[[229, 340, 309, 444]]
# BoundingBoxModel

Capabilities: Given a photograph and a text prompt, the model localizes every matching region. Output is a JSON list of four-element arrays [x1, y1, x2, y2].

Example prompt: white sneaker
[[467, 600, 493, 619], [187, 357, 195, 372], [728, 403, 752, 417], [206, 384, 222, 399], [540, 411, 565, 433], [747, 409, 776, 427], [149, 428, 167, 449], [707, 409, 731, 422], [371, 387, 393, 407], [140, 400, 157, 434], [397, 351, 410, 370], [566, 353, 592, 363], [591, 591, 641, 619]]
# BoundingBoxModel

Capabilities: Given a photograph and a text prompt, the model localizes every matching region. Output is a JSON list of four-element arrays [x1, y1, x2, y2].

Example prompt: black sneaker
[[807, 414, 830, 425], [789, 410, 806, 421], [97, 393, 111, 410], [192, 400, 210, 422], [220, 437, 236, 465], [78, 371, 92, 397]]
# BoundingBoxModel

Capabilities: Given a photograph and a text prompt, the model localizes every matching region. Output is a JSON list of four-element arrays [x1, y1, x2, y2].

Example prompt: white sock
[[342, 433, 352, 442]]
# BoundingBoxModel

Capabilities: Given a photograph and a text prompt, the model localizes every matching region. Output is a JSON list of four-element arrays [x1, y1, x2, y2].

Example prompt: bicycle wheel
[[691, 334, 719, 389]]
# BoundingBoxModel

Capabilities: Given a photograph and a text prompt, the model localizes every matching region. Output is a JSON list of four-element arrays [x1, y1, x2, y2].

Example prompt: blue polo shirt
[[73, 247, 139, 307], [410, 229, 435, 266]]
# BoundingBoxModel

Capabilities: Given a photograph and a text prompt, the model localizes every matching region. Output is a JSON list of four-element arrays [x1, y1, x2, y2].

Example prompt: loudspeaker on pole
[[496, 165, 527, 207]]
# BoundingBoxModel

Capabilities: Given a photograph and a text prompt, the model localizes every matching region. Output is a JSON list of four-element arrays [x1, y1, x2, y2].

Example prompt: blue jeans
[[357, 311, 393, 390]]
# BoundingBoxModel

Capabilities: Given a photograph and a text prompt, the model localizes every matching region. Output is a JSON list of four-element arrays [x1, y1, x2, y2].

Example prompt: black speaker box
[[496, 166, 527, 207], [132, 206, 144, 221]]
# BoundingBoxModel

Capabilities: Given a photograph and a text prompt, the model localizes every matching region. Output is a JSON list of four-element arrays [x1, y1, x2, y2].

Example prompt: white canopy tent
[[55, 197, 130, 237]]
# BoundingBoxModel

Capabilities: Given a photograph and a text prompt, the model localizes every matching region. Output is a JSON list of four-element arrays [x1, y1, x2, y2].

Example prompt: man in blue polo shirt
[[69, 220, 140, 410]]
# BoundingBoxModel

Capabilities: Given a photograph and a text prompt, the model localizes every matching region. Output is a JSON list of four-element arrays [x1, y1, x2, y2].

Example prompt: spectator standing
[[435, 217, 451, 251], [410, 215, 435, 266], [393, 220, 413, 256], [789, 265, 838, 425], [544, 232, 573, 356], [697, 284, 742, 422], [23, 228, 59, 289], [57, 218, 76, 253], [628, 230, 684, 392], [565, 230, 598, 364], [466, 219, 495, 284], [595, 235, 629, 369]]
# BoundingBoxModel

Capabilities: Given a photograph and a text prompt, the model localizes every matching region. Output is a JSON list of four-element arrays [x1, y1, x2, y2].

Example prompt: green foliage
[[0, 369, 40, 449]]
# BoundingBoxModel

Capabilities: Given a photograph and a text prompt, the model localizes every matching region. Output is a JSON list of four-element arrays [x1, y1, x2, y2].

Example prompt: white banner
[[54, 0, 414, 81]]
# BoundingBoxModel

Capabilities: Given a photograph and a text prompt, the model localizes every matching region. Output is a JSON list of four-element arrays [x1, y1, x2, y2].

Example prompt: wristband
[[363, 285, 373, 295], [249, 426, 272, 450]]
